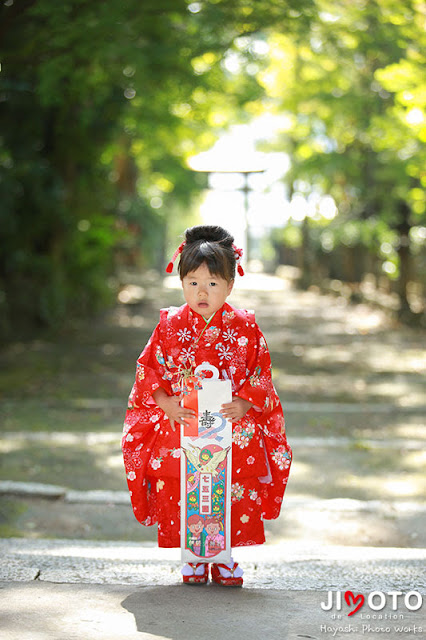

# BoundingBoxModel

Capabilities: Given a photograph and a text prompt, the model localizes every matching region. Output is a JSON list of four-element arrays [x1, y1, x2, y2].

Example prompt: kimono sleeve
[[236, 322, 279, 415], [127, 323, 171, 410]]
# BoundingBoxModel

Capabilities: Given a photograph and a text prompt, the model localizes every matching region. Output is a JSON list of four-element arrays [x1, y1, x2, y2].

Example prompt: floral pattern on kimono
[[122, 302, 292, 547]]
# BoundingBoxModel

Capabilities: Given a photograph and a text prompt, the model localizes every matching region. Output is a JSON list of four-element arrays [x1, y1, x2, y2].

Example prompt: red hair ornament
[[232, 244, 245, 276], [165, 240, 186, 274]]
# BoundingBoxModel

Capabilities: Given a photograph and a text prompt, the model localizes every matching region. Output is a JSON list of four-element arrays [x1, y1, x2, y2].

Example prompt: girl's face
[[182, 262, 233, 319], [206, 522, 220, 535]]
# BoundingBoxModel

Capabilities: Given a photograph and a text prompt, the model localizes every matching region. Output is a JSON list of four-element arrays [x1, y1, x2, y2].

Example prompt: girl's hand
[[221, 396, 253, 422], [152, 388, 196, 431]]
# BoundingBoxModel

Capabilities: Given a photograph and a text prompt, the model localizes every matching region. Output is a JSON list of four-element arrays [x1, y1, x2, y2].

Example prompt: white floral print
[[177, 328, 192, 342], [231, 482, 245, 502], [180, 347, 196, 362], [223, 328, 238, 343], [215, 342, 232, 362], [271, 446, 291, 470]]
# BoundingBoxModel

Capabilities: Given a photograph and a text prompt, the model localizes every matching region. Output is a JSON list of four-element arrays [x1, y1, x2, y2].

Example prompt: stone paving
[[1, 537, 425, 640], [1, 537, 425, 593], [1, 581, 422, 640]]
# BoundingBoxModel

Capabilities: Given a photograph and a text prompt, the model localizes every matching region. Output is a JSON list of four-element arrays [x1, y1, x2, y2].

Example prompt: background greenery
[[1, 0, 424, 340]]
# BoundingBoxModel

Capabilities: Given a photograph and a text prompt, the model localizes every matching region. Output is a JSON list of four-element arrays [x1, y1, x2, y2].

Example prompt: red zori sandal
[[211, 559, 244, 587], [181, 563, 209, 584]]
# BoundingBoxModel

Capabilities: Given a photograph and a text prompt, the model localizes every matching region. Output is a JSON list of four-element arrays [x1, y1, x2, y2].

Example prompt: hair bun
[[185, 225, 234, 246]]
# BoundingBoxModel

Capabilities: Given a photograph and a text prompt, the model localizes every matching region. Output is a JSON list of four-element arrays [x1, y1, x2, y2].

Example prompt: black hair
[[178, 225, 236, 282]]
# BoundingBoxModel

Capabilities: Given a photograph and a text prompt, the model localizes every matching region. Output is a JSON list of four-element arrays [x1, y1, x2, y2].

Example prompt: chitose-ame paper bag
[[180, 363, 232, 564]]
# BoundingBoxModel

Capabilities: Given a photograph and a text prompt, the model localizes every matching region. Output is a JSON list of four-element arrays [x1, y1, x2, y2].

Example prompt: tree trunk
[[395, 201, 412, 318]]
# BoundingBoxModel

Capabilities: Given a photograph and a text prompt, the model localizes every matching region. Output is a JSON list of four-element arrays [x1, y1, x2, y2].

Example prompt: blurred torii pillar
[[190, 168, 265, 266]]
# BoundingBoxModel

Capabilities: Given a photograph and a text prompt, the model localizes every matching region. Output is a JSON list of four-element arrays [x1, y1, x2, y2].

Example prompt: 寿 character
[[200, 410, 216, 429]]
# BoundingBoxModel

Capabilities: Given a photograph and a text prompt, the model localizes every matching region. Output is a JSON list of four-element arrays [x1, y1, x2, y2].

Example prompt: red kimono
[[122, 302, 292, 548]]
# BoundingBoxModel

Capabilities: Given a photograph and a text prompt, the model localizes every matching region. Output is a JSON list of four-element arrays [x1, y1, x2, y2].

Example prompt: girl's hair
[[178, 225, 236, 282], [205, 516, 223, 531]]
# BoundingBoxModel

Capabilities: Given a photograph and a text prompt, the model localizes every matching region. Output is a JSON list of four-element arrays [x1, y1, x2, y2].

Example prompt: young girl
[[122, 225, 292, 587]]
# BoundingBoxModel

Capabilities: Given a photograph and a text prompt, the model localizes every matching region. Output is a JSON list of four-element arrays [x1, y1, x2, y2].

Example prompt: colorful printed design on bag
[[182, 443, 230, 558]]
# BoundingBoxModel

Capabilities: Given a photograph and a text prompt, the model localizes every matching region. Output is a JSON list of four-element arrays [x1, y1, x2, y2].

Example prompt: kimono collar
[[188, 305, 224, 327]]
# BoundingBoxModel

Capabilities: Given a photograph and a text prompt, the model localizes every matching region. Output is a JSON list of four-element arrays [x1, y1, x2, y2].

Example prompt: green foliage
[[2, 0, 423, 333], [257, 0, 425, 311], [1, 0, 319, 338], [272, 224, 302, 249]]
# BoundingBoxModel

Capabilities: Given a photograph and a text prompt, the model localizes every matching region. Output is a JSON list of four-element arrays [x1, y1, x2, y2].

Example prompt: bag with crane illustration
[[180, 362, 232, 564]]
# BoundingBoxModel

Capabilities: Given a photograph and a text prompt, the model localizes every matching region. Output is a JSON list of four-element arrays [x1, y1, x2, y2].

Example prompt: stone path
[[1, 580, 423, 640], [1, 537, 425, 592]]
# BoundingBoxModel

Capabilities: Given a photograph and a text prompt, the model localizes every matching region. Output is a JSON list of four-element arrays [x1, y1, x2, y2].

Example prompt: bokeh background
[[0, 0, 425, 547]]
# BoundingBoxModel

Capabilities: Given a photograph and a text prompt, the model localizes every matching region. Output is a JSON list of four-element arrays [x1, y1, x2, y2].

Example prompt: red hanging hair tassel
[[166, 241, 186, 273], [233, 244, 245, 276]]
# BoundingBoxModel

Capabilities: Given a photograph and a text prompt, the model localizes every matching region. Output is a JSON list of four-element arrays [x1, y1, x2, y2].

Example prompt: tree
[[256, 0, 425, 317], [0, 0, 317, 338]]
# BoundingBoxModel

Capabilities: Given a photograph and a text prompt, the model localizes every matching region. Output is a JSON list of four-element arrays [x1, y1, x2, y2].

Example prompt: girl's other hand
[[152, 388, 196, 431], [221, 396, 253, 422]]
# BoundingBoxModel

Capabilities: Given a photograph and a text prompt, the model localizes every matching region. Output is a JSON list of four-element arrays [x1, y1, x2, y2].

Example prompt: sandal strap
[[215, 562, 239, 578], [188, 562, 208, 575]]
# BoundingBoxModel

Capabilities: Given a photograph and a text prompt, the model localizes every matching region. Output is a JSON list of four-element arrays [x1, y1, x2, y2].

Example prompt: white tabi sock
[[181, 563, 207, 576], [217, 557, 244, 578]]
